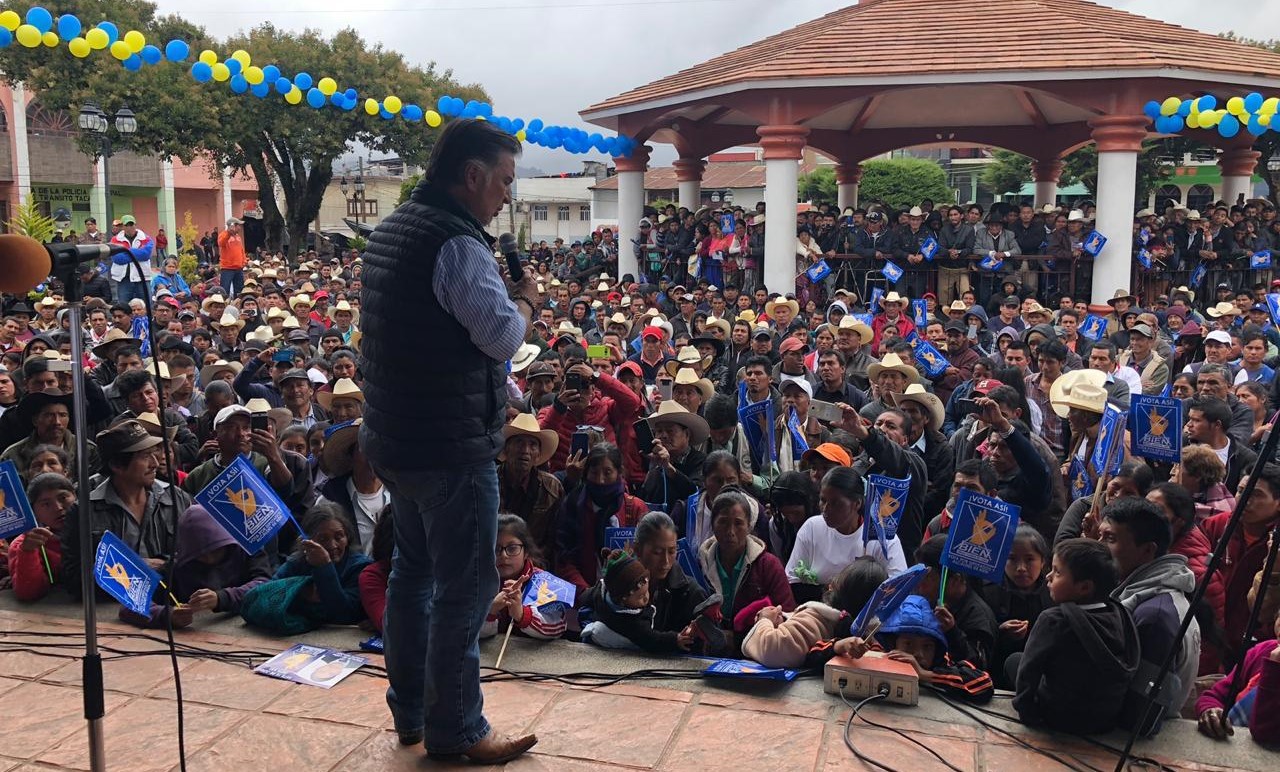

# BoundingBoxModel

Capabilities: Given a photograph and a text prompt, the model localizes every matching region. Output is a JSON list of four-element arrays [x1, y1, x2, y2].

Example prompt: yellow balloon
[[285, 87, 302, 105], [16, 24, 42, 48], [1185, 111, 1200, 129], [68, 36, 90, 58], [317, 77, 337, 96], [1263, 97, 1280, 115], [110, 40, 132, 61], [1201, 110, 1221, 128], [231, 49, 251, 67], [85, 27, 108, 50], [1227, 96, 1245, 115], [42, 30, 59, 47], [0, 10, 20, 31], [383, 95, 402, 114], [1160, 96, 1180, 116], [425, 109, 442, 128], [124, 30, 145, 53], [211, 62, 230, 82], [244, 66, 264, 85], [516, 129, 527, 142], [364, 98, 379, 115], [1262, 114, 1273, 127], [199, 49, 217, 65]]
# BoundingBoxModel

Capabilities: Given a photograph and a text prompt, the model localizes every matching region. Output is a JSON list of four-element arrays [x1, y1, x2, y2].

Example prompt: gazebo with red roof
[[582, 0, 1280, 303]]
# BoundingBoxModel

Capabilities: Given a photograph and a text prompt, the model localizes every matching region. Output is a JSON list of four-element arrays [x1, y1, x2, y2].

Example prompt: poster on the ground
[[255, 643, 367, 689]]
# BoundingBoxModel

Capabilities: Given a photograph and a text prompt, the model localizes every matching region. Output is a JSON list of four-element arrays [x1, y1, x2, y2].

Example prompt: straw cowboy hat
[[316, 378, 364, 411], [200, 359, 242, 386], [647, 400, 710, 446], [134, 411, 179, 441], [265, 306, 290, 322], [1068, 209, 1087, 223], [200, 294, 227, 312], [1106, 290, 1138, 307], [881, 291, 908, 306], [320, 419, 363, 478], [867, 352, 920, 384], [511, 342, 541, 373], [703, 317, 732, 340], [245, 325, 276, 345], [837, 315, 874, 345], [737, 309, 758, 325], [671, 367, 715, 403], [1049, 369, 1108, 418], [289, 294, 313, 311], [887, 383, 944, 432], [499, 412, 559, 467], [664, 345, 714, 378], [554, 321, 583, 341], [764, 296, 800, 319], [1206, 301, 1241, 319], [90, 328, 131, 359], [210, 312, 245, 331]]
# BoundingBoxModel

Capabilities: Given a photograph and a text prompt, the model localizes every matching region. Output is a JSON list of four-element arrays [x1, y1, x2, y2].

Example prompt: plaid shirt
[[1024, 373, 1064, 459]]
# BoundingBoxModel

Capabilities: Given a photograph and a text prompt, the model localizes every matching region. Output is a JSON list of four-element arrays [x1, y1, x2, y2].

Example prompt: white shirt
[[1113, 364, 1143, 396], [346, 478, 390, 550], [785, 516, 907, 586]]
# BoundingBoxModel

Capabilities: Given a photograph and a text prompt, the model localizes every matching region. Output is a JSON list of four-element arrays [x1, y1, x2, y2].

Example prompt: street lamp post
[[339, 157, 367, 225], [78, 102, 138, 231]]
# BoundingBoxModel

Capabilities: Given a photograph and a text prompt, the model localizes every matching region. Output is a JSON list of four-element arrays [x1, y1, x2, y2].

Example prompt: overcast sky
[[155, 0, 1280, 173]]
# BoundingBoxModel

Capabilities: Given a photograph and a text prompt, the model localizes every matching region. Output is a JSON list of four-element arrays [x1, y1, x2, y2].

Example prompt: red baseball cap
[[641, 326, 666, 341], [312, 290, 330, 300], [615, 361, 643, 379], [778, 337, 808, 354], [972, 378, 999, 395]]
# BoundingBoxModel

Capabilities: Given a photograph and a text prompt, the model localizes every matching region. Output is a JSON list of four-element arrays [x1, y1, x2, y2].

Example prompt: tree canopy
[[799, 158, 952, 210], [0, 0, 488, 253]]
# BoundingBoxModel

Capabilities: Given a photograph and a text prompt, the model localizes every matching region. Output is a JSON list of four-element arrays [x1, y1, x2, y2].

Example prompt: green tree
[[980, 150, 1033, 198], [1063, 137, 1201, 204], [7, 196, 55, 241], [859, 158, 953, 210], [798, 166, 836, 203], [398, 173, 422, 205]]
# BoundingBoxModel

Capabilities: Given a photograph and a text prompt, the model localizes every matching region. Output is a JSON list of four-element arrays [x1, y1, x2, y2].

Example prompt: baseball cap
[[1129, 322, 1155, 339], [1205, 330, 1232, 345], [751, 327, 773, 341], [1001, 295, 1020, 307], [120, 215, 136, 226], [214, 404, 252, 428], [943, 321, 967, 334], [802, 442, 852, 467], [525, 361, 555, 380], [972, 378, 1000, 395], [96, 420, 162, 454], [779, 374, 813, 397], [641, 325, 666, 341], [778, 337, 808, 355], [278, 368, 311, 384]]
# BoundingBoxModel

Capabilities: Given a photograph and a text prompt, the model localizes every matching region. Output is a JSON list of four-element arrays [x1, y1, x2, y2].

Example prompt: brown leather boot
[[427, 729, 538, 765]]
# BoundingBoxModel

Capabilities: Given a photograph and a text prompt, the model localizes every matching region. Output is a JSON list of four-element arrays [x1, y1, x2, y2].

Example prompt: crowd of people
[[2, 159, 1279, 752]]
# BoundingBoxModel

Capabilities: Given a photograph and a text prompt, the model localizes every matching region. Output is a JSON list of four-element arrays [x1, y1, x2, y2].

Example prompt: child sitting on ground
[[6, 473, 74, 602], [741, 557, 887, 669], [980, 524, 1053, 688], [870, 594, 994, 703], [480, 514, 568, 641], [1011, 538, 1140, 734], [580, 548, 693, 653], [911, 534, 998, 671]]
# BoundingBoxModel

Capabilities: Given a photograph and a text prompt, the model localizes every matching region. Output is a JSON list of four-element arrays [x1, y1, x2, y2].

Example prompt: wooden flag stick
[[494, 620, 515, 670]]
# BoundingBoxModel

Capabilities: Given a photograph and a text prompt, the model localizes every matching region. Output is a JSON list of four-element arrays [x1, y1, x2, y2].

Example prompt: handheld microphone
[[0, 235, 115, 293], [498, 232, 523, 281]]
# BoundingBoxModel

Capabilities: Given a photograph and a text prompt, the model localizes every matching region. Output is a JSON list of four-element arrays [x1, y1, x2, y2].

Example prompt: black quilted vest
[[358, 183, 505, 469]]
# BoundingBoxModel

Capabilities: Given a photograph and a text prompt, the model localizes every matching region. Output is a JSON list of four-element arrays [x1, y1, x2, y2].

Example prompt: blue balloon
[[140, 44, 162, 65], [477, 102, 493, 118], [275, 77, 292, 94], [341, 96, 357, 111], [305, 88, 324, 108], [1245, 92, 1264, 113], [27, 7, 54, 34], [403, 104, 423, 121], [1248, 115, 1266, 136], [164, 39, 188, 62], [436, 95, 451, 114], [97, 21, 119, 44], [379, 107, 394, 120], [1177, 100, 1191, 117], [262, 64, 280, 82], [122, 54, 142, 72], [229, 74, 248, 94], [463, 100, 480, 115], [1143, 101, 1162, 120], [251, 82, 271, 98], [56, 14, 82, 41], [511, 118, 524, 131], [0, 28, 11, 47], [1219, 114, 1241, 138], [1198, 94, 1217, 111], [191, 62, 213, 82], [528, 118, 543, 133], [225, 58, 242, 76], [294, 72, 313, 90]]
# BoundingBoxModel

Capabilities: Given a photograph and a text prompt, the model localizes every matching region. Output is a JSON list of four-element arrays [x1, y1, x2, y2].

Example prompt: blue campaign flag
[[806, 259, 832, 283], [194, 454, 295, 555], [907, 335, 950, 379], [1091, 404, 1126, 478], [0, 460, 37, 541], [869, 287, 884, 314], [1138, 227, 1151, 247], [1267, 294, 1280, 328], [881, 260, 904, 284], [979, 252, 1003, 272], [863, 473, 911, 546], [738, 394, 777, 470], [1083, 231, 1108, 256], [1130, 395, 1181, 464], [719, 213, 735, 236], [1079, 314, 1107, 342], [1136, 249, 1153, 270], [1252, 250, 1273, 270], [1067, 456, 1094, 502], [704, 658, 799, 681], [851, 313, 875, 327], [93, 530, 163, 618], [1189, 262, 1207, 289], [911, 299, 929, 329], [129, 315, 151, 357], [786, 406, 809, 460], [941, 489, 1021, 584], [920, 236, 939, 262], [522, 570, 577, 610], [849, 564, 927, 638], [604, 526, 636, 551]]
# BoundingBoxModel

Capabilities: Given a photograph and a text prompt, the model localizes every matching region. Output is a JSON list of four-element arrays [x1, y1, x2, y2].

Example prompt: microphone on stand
[[0, 234, 116, 292], [497, 232, 523, 281]]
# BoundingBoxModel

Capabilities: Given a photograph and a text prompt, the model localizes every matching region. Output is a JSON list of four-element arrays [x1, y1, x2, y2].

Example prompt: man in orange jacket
[[217, 218, 248, 296]]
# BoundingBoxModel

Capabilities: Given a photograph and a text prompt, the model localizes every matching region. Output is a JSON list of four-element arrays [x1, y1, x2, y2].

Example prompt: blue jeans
[[376, 460, 499, 753], [116, 279, 147, 306], [220, 268, 244, 297]]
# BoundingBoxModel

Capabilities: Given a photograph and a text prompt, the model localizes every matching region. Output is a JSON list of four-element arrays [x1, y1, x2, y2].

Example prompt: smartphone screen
[[251, 414, 269, 433], [586, 344, 608, 359], [571, 430, 590, 456], [657, 379, 673, 400], [633, 418, 655, 455]]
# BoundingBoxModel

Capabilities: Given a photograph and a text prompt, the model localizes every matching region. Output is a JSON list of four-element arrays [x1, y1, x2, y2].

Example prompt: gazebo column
[[1219, 146, 1261, 207], [673, 158, 706, 211], [613, 145, 650, 280], [1088, 116, 1148, 305], [836, 163, 862, 211], [758, 125, 810, 294], [1032, 159, 1064, 208]]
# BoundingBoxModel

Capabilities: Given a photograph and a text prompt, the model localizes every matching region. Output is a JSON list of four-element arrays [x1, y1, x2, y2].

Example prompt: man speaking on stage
[[359, 118, 538, 764]]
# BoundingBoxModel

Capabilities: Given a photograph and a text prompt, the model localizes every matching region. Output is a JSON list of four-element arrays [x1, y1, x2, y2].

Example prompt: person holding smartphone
[[536, 359, 643, 475]]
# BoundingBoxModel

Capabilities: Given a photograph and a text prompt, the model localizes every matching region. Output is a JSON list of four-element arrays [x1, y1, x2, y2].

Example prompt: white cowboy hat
[[664, 345, 713, 378], [836, 315, 874, 345], [245, 325, 275, 344], [199, 359, 242, 386], [703, 317, 732, 339], [210, 312, 245, 331], [1206, 301, 1241, 318], [1068, 209, 1087, 222], [881, 291, 908, 306], [887, 383, 944, 432], [764, 296, 800, 318], [1049, 369, 1107, 418], [200, 294, 227, 311], [510, 342, 541, 373], [647, 400, 710, 446], [289, 294, 313, 310], [671, 366, 714, 403], [867, 352, 920, 384], [315, 378, 364, 411], [499, 412, 559, 467]]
